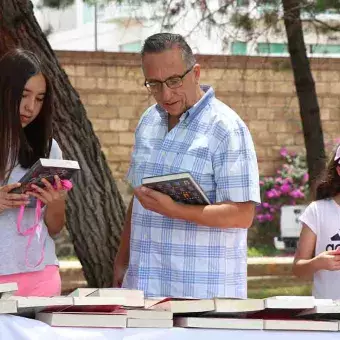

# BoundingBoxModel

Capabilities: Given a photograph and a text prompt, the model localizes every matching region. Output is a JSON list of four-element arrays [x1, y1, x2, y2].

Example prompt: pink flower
[[264, 213, 274, 221], [283, 177, 293, 184], [280, 147, 288, 157], [266, 189, 281, 199], [280, 183, 291, 194], [262, 202, 270, 208], [256, 214, 265, 223], [289, 189, 304, 199], [302, 173, 309, 184]]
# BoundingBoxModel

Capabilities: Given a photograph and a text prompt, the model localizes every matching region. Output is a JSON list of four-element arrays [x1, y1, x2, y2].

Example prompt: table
[[1, 314, 340, 340]]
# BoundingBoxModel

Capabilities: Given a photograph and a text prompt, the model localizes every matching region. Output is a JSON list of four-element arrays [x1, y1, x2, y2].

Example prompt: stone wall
[[57, 51, 340, 179], [54, 51, 340, 257]]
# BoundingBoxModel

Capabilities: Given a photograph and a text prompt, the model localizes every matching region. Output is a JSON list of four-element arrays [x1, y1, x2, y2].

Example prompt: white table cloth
[[1, 315, 340, 340]]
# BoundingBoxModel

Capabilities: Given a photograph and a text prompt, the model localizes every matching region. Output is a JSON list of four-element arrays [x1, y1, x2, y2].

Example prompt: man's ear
[[336, 165, 340, 177], [193, 64, 200, 83]]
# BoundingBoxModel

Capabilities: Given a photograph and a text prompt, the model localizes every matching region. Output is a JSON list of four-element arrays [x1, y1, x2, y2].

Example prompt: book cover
[[36, 312, 127, 328], [263, 319, 339, 331], [0, 282, 18, 300], [10, 158, 80, 208], [127, 318, 173, 328], [87, 288, 144, 308], [0, 300, 17, 314], [150, 297, 215, 314], [174, 317, 263, 330], [142, 172, 210, 205]]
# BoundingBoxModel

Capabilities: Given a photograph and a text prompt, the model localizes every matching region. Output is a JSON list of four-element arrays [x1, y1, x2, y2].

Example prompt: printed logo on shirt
[[326, 231, 340, 250]]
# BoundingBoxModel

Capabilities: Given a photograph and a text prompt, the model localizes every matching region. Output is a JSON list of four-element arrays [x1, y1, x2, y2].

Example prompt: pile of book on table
[[2, 282, 340, 331]]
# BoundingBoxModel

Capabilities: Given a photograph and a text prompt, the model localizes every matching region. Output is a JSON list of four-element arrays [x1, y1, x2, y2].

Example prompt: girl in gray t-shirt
[[0, 49, 68, 296]]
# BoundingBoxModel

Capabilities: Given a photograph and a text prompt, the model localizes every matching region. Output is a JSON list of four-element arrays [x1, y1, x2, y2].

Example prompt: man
[[113, 33, 260, 299]]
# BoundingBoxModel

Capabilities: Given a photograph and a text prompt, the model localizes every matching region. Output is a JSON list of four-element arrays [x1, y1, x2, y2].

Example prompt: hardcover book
[[0, 282, 18, 299], [10, 158, 80, 207], [142, 172, 210, 205]]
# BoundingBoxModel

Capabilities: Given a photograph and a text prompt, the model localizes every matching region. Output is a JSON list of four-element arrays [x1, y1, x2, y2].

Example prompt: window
[[257, 42, 288, 54], [119, 41, 142, 53], [236, 0, 249, 6], [231, 41, 247, 55], [258, 0, 278, 5], [83, 2, 106, 24], [311, 44, 340, 54]]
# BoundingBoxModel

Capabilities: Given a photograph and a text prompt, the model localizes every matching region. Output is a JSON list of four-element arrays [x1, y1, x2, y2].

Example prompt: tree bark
[[282, 0, 326, 197], [0, 0, 126, 287]]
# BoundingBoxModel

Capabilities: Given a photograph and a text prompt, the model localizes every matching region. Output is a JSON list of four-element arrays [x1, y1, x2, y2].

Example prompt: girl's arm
[[292, 224, 319, 279], [44, 198, 66, 236], [293, 224, 340, 278]]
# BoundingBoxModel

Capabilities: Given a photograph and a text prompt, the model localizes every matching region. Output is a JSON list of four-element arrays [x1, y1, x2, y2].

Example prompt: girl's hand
[[26, 175, 67, 206], [314, 250, 340, 271], [0, 183, 30, 212]]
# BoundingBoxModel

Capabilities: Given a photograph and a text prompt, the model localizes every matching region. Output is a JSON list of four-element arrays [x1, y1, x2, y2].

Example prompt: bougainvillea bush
[[249, 147, 309, 247], [249, 139, 340, 248]]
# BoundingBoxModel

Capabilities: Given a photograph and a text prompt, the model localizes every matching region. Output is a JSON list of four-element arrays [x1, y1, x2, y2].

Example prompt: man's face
[[142, 47, 200, 117]]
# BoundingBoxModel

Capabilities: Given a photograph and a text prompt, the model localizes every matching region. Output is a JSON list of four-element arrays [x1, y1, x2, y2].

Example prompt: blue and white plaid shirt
[[123, 86, 260, 298]]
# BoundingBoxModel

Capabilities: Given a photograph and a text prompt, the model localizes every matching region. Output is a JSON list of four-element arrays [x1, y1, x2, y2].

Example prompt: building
[[33, 0, 340, 57]]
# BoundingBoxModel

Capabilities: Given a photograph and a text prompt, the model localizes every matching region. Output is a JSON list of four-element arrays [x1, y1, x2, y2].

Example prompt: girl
[[293, 144, 340, 299], [0, 49, 67, 296]]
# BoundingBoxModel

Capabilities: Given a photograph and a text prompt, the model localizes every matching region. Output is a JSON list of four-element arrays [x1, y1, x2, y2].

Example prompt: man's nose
[[160, 83, 172, 101]]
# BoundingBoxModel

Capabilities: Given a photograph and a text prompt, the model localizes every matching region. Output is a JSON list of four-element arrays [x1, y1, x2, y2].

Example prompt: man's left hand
[[134, 186, 178, 218]]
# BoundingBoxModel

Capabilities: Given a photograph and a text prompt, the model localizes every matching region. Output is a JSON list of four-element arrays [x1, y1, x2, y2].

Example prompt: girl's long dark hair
[[0, 49, 53, 182], [316, 145, 340, 200]]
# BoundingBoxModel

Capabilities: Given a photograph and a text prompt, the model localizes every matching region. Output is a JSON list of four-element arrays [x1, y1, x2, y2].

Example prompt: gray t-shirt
[[0, 139, 62, 275]]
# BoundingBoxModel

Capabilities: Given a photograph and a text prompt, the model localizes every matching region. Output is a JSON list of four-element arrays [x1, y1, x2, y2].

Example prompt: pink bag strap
[[17, 179, 73, 268]]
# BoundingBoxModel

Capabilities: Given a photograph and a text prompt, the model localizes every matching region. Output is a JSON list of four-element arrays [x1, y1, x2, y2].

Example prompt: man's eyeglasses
[[144, 65, 194, 94]]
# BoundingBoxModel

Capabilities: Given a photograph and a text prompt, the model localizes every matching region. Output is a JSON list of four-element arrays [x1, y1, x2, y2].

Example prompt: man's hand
[[113, 260, 127, 288], [133, 186, 179, 218]]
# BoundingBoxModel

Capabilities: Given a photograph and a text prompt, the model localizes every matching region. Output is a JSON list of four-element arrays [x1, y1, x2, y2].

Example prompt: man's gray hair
[[141, 33, 196, 67]]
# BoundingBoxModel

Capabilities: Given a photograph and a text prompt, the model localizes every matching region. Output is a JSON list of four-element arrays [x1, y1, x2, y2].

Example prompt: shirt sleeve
[[212, 124, 261, 204], [49, 139, 63, 160], [299, 202, 317, 234]]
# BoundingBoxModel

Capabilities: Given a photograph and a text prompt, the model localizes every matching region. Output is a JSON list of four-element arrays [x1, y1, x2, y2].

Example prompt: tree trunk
[[282, 0, 326, 197], [0, 0, 126, 287]]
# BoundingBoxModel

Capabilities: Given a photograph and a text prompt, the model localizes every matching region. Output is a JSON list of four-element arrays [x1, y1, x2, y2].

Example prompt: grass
[[248, 285, 312, 299], [59, 255, 79, 261], [247, 245, 284, 257]]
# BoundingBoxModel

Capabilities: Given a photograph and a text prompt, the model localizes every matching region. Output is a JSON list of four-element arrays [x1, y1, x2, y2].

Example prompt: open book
[[142, 172, 211, 205]]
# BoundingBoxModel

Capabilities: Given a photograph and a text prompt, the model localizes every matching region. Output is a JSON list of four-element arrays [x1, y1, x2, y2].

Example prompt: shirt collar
[[155, 85, 215, 121]]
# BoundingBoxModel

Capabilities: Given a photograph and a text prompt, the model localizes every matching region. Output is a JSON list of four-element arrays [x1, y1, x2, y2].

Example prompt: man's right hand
[[0, 183, 30, 213], [113, 259, 127, 288]]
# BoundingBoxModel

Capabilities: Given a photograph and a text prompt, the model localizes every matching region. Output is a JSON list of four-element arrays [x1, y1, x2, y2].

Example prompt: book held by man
[[142, 172, 211, 205]]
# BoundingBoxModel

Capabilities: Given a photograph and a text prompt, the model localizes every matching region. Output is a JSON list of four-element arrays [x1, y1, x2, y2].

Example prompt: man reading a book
[[114, 33, 261, 299]]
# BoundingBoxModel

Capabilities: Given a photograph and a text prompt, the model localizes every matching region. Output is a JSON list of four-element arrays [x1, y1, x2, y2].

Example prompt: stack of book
[[0, 282, 18, 314], [148, 295, 340, 332], [4, 283, 340, 331]]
